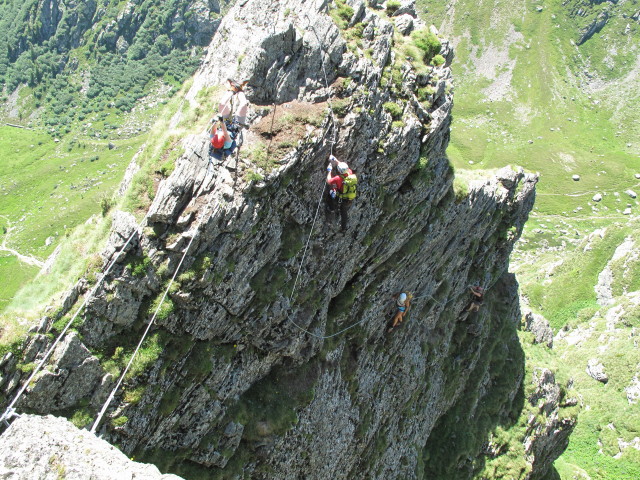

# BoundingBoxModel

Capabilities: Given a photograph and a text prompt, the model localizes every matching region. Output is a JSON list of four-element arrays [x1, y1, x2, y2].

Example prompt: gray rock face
[[18, 332, 104, 412], [0, 1, 571, 480], [577, 10, 609, 45], [191, 0, 347, 105], [0, 414, 182, 480], [524, 310, 554, 348], [394, 13, 415, 35], [391, 0, 418, 17], [587, 358, 608, 383], [595, 237, 635, 306], [523, 369, 577, 478]]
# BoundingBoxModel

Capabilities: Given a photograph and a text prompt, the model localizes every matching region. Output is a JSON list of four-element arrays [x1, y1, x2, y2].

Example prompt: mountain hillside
[[0, 1, 575, 479], [0, 0, 231, 313], [416, 0, 640, 478]]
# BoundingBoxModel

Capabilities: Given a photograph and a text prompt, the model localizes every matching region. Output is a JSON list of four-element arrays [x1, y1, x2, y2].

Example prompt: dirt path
[[0, 216, 45, 268]]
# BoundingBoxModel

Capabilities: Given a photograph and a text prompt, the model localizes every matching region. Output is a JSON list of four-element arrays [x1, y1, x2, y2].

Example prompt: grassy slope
[[0, 0, 210, 312], [417, 0, 640, 478], [0, 77, 218, 347], [0, 125, 146, 311]]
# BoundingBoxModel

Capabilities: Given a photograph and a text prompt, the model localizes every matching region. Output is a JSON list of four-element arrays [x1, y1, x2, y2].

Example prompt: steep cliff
[[0, 1, 573, 478]]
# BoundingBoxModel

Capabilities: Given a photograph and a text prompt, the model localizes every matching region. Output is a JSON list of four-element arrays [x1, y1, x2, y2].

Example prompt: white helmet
[[399, 293, 407, 302], [337, 162, 349, 174]]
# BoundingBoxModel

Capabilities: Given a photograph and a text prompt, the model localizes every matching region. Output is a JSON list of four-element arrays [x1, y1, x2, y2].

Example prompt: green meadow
[[0, 125, 145, 312], [418, 0, 640, 478], [423, 0, 640, 216]]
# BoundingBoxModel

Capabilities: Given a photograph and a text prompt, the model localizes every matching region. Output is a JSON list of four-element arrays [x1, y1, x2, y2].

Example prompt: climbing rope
[[92, 101, 247, 431], [91, 152, 229, 434], [91, 211, 206, 433], [1, 210, 150, 427], [2, 83, 244, 429], [277, 14, 360, 340]]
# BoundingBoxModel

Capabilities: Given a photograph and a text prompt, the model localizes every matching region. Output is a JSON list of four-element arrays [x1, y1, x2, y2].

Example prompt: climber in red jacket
[[326, 155, 357, 232]]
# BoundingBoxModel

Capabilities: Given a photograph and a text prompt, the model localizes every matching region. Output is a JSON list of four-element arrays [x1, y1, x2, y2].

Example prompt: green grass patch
[[524, 226, 628, 330], [0, 254, 39, 312], [70, 407, 93, 429], [410, 28, 442, 64], [101, 331, 163, 381], [329, 0, 354, 30], [383, 101, 403, 120]]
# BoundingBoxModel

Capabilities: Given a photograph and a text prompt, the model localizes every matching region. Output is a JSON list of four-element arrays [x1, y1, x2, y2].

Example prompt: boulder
[[625, 189, 637, 199], [0, 414, 183, 479], [394, 14, 415, 35], [524, 310, 553, 348], [592, 193, 602, 202], [572, 174, 580, 181], [391, 0, 417, 17], [586, 358, 608, 383]]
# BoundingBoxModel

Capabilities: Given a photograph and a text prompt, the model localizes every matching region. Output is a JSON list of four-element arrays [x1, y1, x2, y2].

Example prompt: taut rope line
[[1, 211, 150, 427], [91, 151, 231, 433]]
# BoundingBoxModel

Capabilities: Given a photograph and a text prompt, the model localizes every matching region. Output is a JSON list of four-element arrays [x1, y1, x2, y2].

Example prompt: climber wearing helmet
[[387, 292, 412, 332], [211, 117, 233, 150], [326, 155, 358, 232]]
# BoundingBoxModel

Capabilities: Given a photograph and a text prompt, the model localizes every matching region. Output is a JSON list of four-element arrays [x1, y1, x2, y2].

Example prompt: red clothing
[[327, 169, 353, 192]]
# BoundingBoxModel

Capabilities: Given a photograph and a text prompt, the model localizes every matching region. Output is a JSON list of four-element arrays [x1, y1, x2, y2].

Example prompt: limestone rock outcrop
[[0, 414, 182, 480], [587, 358, 609, 384], [524, 309, 554, 348]]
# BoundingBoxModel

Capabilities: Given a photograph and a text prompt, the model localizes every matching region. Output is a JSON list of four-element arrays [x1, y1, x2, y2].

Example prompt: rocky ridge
[[1, 1, 573, 479], [0, 414, 183, 480]]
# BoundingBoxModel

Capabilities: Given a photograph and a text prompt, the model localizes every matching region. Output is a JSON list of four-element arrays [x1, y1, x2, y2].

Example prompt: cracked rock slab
[[0, 414, 183, 480]]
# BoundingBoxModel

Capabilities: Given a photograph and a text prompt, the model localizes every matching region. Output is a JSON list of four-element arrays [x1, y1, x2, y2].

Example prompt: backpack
[[210, 122, 238, 157], [339, 173, 357, 200]]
